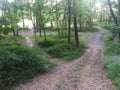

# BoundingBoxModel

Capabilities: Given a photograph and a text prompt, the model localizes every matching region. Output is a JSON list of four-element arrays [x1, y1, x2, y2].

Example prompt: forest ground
[[16, 27, 115, 90]]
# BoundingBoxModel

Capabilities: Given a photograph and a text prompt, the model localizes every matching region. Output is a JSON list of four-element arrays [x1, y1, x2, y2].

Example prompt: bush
[[61, 48, 84, 61], [79, 27, 98, 32], [0, 35, 23, 46], [104, 56, 120, 89], [7, 45, 48, 72], [46, 43, 85, 61], [99, 23, 115, 30], [35, 34, 86, 61], [0, 45, 48, 90], [105, 42, 120, 55], [46, 43, 69, 58], [38, 39, 57, 48]]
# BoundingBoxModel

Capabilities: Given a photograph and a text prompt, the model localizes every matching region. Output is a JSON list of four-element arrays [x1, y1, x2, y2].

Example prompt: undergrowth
[[104, 30, 120, 90], [79, 27, 98, 32], [35, 35, 86, 62], [0, 35, 53, 90], [99, 23, 115, 30]]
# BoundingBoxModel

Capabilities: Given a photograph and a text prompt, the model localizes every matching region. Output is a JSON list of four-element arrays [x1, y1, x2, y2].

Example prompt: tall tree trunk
[[50, 0, 53, 30], [42, 21, 47, 40], [40, 11, 47, 40], [107, 0, 118, 25], [12, 29, 16, 36], [43, 25, 47, 40], [50, 21, 53, 29], [73, 0, 79, 47], [117, 0, 120, 41], [74, 16, 79, 47], [22, 10, 25, 30], [56, 0, 60, 37], [79, 14, 82, 31], [38, 15, 42, 37], [36, 11, 39, 32], [68, 0, 71, 44]]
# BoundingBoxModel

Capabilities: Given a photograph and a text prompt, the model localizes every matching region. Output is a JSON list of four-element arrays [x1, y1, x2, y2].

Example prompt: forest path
[[16, 27, 115, 90], [25, 37, 33, 47]]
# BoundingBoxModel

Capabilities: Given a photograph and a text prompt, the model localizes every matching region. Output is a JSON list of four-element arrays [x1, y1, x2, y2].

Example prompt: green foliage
[[36, 35, 86, 61], [0, 35, 23, 46], [46, 43, 69, 57], [80, 27, 98, 32], [2, 27, 10, 35], [104, 31, 120, 90], [103, 25, 113, 30], [35, 35, 67, 48], [0, 45, 48, 90], [60, 45, 85, 61], [104, 56, 120, 90], [111, 26, 120, 38], [0, 36, 54, 90], [105, 42, 120, 55], [0, 35, 5, 40], [99, 23, 115, 30], [38, 39, 57, 48], [21, 26, 30, 31], [105, 32, 115, 43]]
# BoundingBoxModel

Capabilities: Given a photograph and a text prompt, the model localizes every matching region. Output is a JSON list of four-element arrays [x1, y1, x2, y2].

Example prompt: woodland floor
[[16, 27, 115, 90]]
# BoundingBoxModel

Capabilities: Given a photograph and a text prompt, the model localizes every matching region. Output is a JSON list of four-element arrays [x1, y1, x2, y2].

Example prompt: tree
[[68, 0, 71, 44], [107, 0, 118, 25], [117, 0, 120, 41], [73, 0, 79, 47]]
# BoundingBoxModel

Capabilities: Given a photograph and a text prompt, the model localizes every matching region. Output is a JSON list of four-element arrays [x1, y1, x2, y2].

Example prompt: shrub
[[35, 34, 86, 61], [79, 27, 98, 32], [0, 45, 48, 90], [35, 35, 67, 48], [7, 45, 48, 72], [46, 42, 85, 61], [38, 39, 57, 48], [61, 48, 84, 61], [0, 35, 23, 46], [46, 43, 69, 58], [99, 23, 115, 30], [105, 33, 114, 43], [104, 26, 120, 90], [104, 56, 120, 89], [105, 42, 120, 55]]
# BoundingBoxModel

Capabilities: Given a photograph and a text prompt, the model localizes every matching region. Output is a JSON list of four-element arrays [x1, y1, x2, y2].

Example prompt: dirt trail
[[25, 37, 33, 47], [16, 27, 115, 90]]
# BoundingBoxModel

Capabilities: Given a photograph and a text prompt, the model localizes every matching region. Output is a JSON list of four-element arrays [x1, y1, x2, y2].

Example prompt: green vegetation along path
[[16, 27, 115, 90]]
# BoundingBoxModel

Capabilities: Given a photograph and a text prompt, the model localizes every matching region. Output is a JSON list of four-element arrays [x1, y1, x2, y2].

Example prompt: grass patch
[[104, 31, 120, 90], [35, 35, 86, 62], [98, 23, 115, 30], [104, 56, 120, 90], [0, 35, 23, 46], [105, 42, 120, 55], [79, 27, 98, 32]]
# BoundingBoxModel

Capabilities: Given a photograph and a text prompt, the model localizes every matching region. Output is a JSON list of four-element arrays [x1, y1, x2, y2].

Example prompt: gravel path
[[16, 27, 115, 90]]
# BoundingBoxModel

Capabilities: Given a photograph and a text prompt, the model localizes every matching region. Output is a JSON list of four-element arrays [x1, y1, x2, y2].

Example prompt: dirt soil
[[16, 27, 115, 90], [25, 37, 33, 47]]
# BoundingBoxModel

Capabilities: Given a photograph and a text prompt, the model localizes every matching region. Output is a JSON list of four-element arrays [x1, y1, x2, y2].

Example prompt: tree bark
[[107, 0, 118, 25], [68, 0, 71, 44], [117, 0, 120, 41], [22, 10, 25, 30], [73, 0, 79, 47], [56, 0, 60, 37], [74, 16, 79, 47]]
